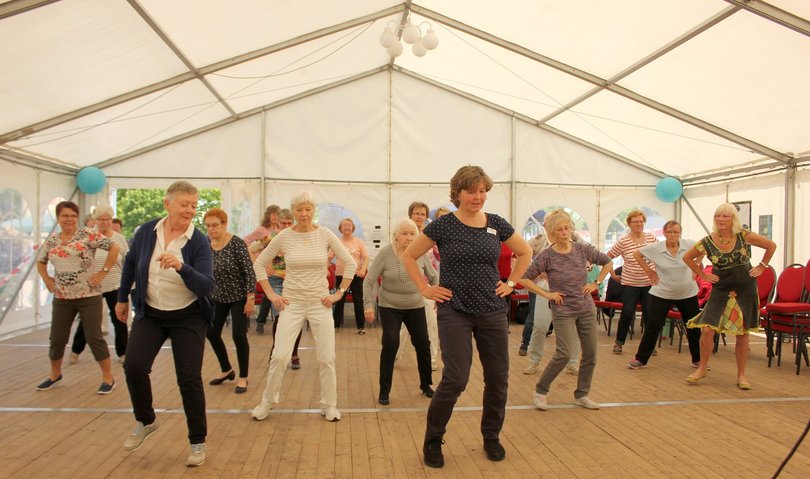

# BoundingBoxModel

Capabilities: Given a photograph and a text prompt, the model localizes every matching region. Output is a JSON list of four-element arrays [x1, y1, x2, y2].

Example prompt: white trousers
[[260, 300, 337, 408]]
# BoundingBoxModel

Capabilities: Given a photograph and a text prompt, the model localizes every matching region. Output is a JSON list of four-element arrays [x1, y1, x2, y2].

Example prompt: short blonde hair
[[391, 218, 418, 243], [626, 209, 646, 225], [449, 165, 493, 207], [543, 209, 574, 241], [92, 205, 114, 219], [434, 206, 451, 219], [712, 203, 743, 235]]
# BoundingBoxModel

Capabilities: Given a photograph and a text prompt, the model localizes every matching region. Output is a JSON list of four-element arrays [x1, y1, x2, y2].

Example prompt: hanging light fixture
[[379, 17, 438, 58]]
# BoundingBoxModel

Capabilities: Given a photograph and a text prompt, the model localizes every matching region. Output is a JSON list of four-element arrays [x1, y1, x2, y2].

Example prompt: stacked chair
[[762, 261, 810, 374]]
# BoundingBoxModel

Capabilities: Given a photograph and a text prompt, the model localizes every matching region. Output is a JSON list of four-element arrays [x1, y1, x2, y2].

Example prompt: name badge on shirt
[[486, 227, 497, 235]]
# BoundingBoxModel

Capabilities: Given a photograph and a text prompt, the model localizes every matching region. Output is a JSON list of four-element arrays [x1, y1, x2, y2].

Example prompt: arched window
[[38, 197, 66, 306], [316, 203, 365, 240], [521, 206, 592, 243], [604, 207, 667, 265], [0, 189, 35, 311]]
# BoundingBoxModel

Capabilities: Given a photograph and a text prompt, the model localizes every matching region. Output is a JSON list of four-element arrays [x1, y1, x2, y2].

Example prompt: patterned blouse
[[695, 231, 752, 271], [37, 227, 114, 299], [211, 235, 257, 303]]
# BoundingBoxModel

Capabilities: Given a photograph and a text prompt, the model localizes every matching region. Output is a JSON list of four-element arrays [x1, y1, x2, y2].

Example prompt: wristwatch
[[506, 280, 515, 288], [102, 267, 111, 273], [338, 287, 346, 294]]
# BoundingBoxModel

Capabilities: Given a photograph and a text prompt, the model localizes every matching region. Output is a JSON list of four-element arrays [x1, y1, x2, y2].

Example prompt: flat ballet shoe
[[209, 370, 235, 385], [686, 373, 707, 384], [736, 381, 752, 390]]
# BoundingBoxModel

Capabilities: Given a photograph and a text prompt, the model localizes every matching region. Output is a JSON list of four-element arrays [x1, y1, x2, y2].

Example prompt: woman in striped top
[[607, 210, 657, 354], [251, 192, 356, 423]]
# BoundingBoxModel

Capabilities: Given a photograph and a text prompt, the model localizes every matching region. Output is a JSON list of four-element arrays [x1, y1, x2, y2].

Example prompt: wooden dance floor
[[1, 315, 809, 478]]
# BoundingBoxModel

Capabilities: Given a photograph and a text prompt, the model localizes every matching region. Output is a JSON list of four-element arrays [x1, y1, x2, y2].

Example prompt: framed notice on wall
[[759, 215, 773, 239], [733, 201, 752, 230]]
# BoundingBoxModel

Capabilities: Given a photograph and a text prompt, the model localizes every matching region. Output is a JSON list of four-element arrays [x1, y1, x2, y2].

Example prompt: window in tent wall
[[520, 206, 592, 244], [429, 204, 457, 224], [316, 203, 366, 240], [0, 189, 35, 312], [604, 206, 666, 268], [38, 197, 65, 306]]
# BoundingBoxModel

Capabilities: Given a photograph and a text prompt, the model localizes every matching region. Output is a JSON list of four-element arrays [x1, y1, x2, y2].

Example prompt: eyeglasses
[[628, 220, 645, 225], [279, 221, 294, 226], [204, 223, 222, 229]]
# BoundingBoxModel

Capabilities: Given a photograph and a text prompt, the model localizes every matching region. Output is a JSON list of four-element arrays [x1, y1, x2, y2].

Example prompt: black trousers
[[378, 306, 432, 395], [425, 306, 509, 443], [124, 304, 207, 445], [635, 294, 701, 364], [207, 299, 250, 378], [72, 290, 128, 357], [332, 275, 365, 329], [615, 285, 651, 344]]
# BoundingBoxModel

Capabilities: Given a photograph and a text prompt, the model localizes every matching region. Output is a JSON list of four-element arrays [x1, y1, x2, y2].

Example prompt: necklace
[[718, 234, 732, 245], [394, 248, 411, 283]]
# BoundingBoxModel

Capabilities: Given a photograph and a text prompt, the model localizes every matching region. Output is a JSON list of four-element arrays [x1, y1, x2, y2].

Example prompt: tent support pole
[[681, 193, 711, 236], [784, 165, 796, 265]]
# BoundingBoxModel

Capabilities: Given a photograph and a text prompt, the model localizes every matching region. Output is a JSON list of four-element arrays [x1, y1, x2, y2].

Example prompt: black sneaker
[[256, 323, 264, 335], [421, 386, 434, 398], [378, 394, 389, 406], [484, 438, 506, 461], [423, 438, 445, 468]]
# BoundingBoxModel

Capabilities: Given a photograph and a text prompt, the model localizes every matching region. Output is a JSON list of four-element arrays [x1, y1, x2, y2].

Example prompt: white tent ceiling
[[0, 0, 809, 180]]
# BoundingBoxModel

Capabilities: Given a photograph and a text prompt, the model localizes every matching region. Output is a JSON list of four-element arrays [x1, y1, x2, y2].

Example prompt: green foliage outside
[[115, 188, 221, 238]]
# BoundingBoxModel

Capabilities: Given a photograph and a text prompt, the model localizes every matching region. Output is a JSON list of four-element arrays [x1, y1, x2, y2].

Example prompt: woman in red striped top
[[607, 210, 658, 354]]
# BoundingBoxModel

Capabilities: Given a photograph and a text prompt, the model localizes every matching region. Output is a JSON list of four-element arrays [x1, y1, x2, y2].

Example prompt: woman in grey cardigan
[[364, 218, 438, 406]]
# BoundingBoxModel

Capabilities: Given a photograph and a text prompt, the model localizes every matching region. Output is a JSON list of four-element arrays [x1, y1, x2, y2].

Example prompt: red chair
[[763, 262, 810, 374]]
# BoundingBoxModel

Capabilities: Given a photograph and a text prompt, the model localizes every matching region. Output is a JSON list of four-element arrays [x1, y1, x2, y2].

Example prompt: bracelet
[[759, 262, 769, 268]]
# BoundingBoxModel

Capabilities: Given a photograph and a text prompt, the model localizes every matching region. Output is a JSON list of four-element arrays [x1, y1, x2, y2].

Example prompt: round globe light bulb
[[412, 40, 427, 57], [402, 22, 420, 44], [422, 29, 439, 50], [387, 42, 403, 58], [379, 28, 396, 48]]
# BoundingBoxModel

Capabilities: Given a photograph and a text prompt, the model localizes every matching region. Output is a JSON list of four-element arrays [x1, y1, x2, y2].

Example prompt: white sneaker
[[251, 401, 274, 421], [321, 406, 341, 422], [533, 393, 548, 411], [185, 443, 205, 467], [118, 355, 126, 364], [68, 352, 79, 364], [523, 363, 539, 375], [123, 421, 159, 451], [574, 396, 600, 410], [565, 364, 579, 375]]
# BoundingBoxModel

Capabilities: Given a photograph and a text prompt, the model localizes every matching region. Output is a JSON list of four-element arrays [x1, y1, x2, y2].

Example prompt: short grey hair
[[165, 181, 198, 201], [278, 208, 293, 221], [92, 205, 114, 219], [290, 191, 315, 210], [391, 217, 418, 243]]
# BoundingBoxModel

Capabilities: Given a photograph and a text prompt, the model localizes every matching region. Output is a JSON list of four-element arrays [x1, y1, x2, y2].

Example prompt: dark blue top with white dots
[[424, 212, 514, 314]]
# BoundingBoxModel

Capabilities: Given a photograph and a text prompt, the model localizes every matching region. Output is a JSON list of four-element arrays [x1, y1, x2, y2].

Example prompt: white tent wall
[[266, 74, 390, 183], [103, 116, 264, 179], [0, 159, 76, 337], [390, 73, 512, 183], [514, 121, 661, 186]]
